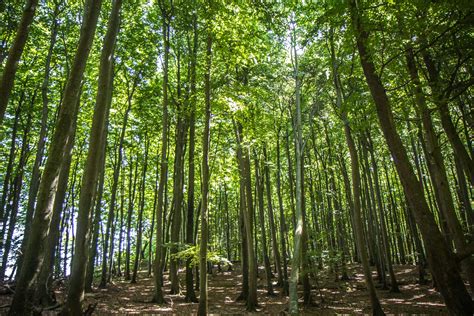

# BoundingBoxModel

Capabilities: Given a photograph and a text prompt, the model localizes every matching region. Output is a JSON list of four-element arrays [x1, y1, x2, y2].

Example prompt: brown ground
[[83, 264, 448, 315], [0, 264, 451, 315]]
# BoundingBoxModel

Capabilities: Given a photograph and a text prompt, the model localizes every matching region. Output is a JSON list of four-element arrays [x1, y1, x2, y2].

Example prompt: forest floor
[[0, 263, 451, 315]]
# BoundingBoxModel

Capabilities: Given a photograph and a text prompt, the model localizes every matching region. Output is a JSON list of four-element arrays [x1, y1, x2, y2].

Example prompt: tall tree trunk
[[152, 4, 170, 303], [125, 158, 138, 280], [289, 23, 304, 315], [84, 146, 106, 292], [263, 144, 284, 287], [350, 2, 473, 313], [169, 97, 187, 294], [276, 133, 289, 295], [300, 156, 313, 305], [0, 0, 38, 125], [185, 10, 198, 303], [118, 173, 125, 277], [239, 124, 258, 312], [147, 156, 159, 276], [197, 32, 212, 316], [236, 184, 249, 301], [285, 129, 297, 230], [9, 1, 103, 314], [255, 154, 274, 296], [131, 138, 149, 284], [62, 1, 120, 313]]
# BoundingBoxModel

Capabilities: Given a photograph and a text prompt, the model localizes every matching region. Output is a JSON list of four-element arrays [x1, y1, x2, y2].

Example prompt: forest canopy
[[0, 0, 473, 315]]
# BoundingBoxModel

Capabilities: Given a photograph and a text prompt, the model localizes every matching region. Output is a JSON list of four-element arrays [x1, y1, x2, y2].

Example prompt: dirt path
[[74, 264, 448, 315]]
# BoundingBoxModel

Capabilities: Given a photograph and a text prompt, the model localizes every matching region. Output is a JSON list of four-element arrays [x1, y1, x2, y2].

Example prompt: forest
[[0, 0, 473, 315]]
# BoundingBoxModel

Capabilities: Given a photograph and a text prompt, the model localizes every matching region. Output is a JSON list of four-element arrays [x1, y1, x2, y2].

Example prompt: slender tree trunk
[[125, 158, 138, 280], [131, 138, 149, 284], [300, 156, 313, 305], [9, 1, 102, 314], [236, 184, 249, 301], [148, 157, 158, 276], [0, 0, 38, 125], [243, 133, 258, 311], [263, 145, 284, 287], [185, 11, 198, 303], [152, 5, 170, 303], [289, 24, 304, 315], [197, 32, 212, 316], [276, 134, 289, 295], [255, 154, 274, 295], [169, 101, 187, 294], [285, 129, 297, 230], [118, 173, 125, 276], [84, 147, 106, 292], [350, 2, 473, 313]]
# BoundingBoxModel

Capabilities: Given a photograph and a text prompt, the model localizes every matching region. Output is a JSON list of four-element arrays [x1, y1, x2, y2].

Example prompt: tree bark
[[131, 138, 149, 284], [263, 144, 284, 287], [197, 32, 212, 316], [276, 133, 289, 295], [169, 88, 187, 294], [152, 4, 170, 303], [289, 24, 304, 315], [125, 158, 138, 280], [255, 153, 274, 296], [185, 11, 198, 303], [84, 146, 106, 292]]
